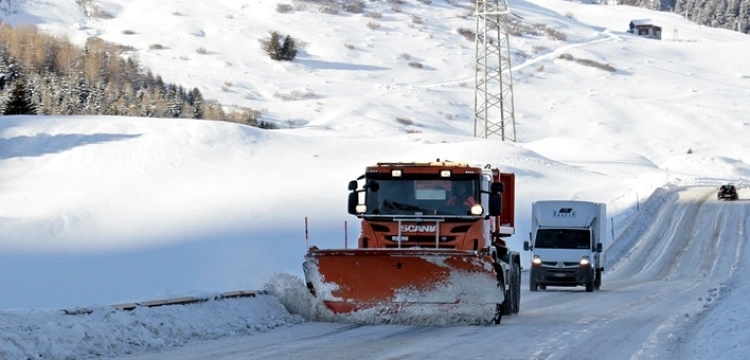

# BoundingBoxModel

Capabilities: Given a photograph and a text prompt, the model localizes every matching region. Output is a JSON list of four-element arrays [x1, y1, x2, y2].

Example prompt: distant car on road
[[717, 184, 739, 201]]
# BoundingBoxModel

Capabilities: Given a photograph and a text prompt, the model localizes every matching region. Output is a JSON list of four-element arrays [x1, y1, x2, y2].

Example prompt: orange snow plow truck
[[303, 160, 521, 324]]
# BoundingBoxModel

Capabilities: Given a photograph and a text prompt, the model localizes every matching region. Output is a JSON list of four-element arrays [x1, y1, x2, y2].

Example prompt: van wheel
[[594, 269, 602, 290]]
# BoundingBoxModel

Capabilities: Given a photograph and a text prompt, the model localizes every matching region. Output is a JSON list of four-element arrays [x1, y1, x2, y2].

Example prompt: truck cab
[[347, 161, 515, 251], [523, 200, 606, 292]]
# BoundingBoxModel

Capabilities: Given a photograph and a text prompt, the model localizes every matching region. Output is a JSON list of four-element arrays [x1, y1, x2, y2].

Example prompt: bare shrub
[[149, 43, 165, 50], [565, 11, 576, 20], [294, 38, 309, 51], [274, 89, 318, 101], [319, 4, 338, 14], [388, 0, 406, 3], [367, 21, 381, 30], [399, 53, 411, 60], [343, 0, 365, 13], [122, 29, 136, 35], [172, 11, 185, 16], [396, 117, 414, 126], [507, 19, 540, 37], [90, 7, 114, 19], [531, 45, 548, 54], [411, 15, 424, 24], [557, 53, 616, 72], [406, 129, 423, 134], [438, 111, 454, 120], [196, 47, 208, 54], [535, 65, 545, 72], [544, 27, 567, 41], [276, 3, 294, 13], [344, 43, 355, 50], [575, 58, 616, 72], [368, 11, 382, 19], [417, 0, 432, 3], [391, 5, 402, 12], [457, 27, 475, 41], [408, 62, 424, 69], [455, 9, 473, 19]]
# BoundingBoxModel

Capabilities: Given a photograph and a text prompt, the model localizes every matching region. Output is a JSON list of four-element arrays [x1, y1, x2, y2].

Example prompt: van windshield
[[535, 229, 591, 249]]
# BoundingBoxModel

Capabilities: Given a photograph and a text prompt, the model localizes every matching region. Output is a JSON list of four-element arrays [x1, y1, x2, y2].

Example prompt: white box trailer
[[523, 200, 606, 292]]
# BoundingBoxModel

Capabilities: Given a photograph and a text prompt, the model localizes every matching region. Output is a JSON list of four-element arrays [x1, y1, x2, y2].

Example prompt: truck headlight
[[532, 255, 542, 266], [579, 256, 591, 266], [355, 204, 367, 214], [470, 204, 483, 215]]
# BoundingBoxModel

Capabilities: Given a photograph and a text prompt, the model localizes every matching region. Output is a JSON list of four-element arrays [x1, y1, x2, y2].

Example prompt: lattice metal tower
[[474, 0, 516, 141]]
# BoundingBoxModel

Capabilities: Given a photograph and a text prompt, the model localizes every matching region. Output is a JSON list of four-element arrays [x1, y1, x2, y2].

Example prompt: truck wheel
[[501, 281, 512, 315], [512, 262, 521, 314], [502, 292, 512, 315]]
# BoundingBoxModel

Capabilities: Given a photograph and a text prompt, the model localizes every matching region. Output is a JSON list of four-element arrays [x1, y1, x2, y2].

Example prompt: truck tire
[[500, 275, 512, 316], [512, 262, 521, 314]]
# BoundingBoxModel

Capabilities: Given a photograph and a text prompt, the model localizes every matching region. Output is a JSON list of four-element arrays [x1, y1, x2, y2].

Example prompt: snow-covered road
[[115, 187, 747, 360]]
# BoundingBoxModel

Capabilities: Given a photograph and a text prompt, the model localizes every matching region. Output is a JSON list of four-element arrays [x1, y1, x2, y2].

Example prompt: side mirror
[[348, 180, 358, 191], [523, 241, 530, 251], [596, 243, 603, 253], [488, 193, 502, 216], [347, 192, 359, 215], [490, 182, 504, 193]]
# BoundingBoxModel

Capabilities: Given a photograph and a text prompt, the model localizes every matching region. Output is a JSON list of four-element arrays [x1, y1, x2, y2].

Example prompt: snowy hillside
[[0, 0, 749, 359]]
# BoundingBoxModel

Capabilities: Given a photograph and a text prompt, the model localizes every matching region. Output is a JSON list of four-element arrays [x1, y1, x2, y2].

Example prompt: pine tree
[[265, 32, 282, 60], [280, 35, 298, 61], [4, 80, 36, 115]]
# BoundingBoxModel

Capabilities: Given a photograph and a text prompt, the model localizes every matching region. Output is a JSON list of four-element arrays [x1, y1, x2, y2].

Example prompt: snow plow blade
[[303, 248, 505, 324]]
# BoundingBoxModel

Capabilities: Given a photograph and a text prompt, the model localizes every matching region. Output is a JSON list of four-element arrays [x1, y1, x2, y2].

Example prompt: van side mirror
[[523, 241, 530, 251]]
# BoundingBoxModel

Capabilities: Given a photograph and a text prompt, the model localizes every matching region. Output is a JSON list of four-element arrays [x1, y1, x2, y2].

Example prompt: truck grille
[[387, 235, 457, 242], [541, 261, 580, 267]]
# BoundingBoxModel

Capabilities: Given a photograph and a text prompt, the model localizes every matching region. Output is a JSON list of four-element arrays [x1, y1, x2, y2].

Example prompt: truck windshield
[[535, 229, 591, 249], [363, 177, 478, 216]]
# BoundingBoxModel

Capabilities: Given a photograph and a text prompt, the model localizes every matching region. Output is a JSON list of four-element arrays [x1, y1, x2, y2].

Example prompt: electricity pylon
[[474, 0, 516, 141]]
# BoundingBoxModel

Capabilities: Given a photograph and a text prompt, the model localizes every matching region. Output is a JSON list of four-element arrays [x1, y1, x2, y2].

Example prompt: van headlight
[[532, 255, 542, 266], [579, 256, 591, 266]]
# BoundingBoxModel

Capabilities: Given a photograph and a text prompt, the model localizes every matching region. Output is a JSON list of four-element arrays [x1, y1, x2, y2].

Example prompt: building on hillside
[[628, 19, 662, 40]]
